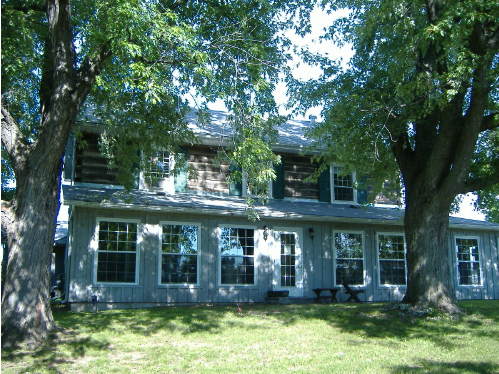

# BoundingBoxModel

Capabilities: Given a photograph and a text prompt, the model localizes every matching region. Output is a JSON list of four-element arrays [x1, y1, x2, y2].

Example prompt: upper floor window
[[333, 166, 354, 202], [318, 166, 366, 204], [159, 223, 199, 285], [219, 227, 256, 285], [377, 233, 407, 286], [146, 152, 171, 180], [333, 231, 365, 286], [95, 219, 139, 284], [140, 149, 187, 193], [456, 237, 482, 286]]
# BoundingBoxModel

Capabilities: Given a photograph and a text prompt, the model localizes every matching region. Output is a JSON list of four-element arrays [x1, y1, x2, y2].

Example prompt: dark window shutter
[[229, 163, 243, 196], [272, 161, 285, 199], [318, 167, 331, 202], [174, 148, 188, 193], [63, 136, 74, 182], [357, 176, 368, 204]]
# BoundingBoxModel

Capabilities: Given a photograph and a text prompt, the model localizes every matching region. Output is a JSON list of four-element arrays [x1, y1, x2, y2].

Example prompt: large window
[[95, 219, 139, 284], [334, 231, 364, 286], [456, 237, 482, 286], [220, 227, 255, 285], [378, 233, 407, 286], [333, 166, 354, 202], [160, 223, 199, 285]]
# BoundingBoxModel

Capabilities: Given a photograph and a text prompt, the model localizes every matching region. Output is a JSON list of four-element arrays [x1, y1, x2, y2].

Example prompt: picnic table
[[312, 288, 341, 303]]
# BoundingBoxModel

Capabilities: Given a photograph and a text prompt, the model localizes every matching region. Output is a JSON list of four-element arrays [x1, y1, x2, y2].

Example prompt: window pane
[[161, 254, 198, 284], [333, 167, 354, 201], [220, 227, 255, 285], [336, 259, 364, 285], [456, 238, 481, 286], [335, 233, 363, 258], [96, 252, 136, 283], [161, 224, 199, 284], [96, 221, 137, 283], [162, 225, 198, 254], [334, 232, 364, 286]]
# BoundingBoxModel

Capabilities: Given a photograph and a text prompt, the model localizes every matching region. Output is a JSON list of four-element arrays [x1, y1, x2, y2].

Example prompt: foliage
[[0, 0, 315, 347], [288, 0, 499, 212], [1, 0, 310, 190], [2, 301, 499, 373]]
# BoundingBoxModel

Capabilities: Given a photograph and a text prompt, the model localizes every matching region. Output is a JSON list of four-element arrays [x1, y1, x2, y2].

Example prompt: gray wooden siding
[[67, 207, 499, 310]]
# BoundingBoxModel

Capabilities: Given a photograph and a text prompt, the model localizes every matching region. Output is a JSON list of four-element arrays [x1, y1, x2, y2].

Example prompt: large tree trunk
[[1, 0, 107, 348], [1, 163, 64, 347], [403, 192, 461, 313]]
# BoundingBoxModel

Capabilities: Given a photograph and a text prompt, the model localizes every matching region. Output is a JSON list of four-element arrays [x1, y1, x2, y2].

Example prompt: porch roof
[[62, 185, 499, 231]]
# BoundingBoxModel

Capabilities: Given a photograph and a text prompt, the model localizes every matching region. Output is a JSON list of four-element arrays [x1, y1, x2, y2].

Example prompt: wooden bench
[[342, 277, 365, 303], [312, 288, 341, 303]]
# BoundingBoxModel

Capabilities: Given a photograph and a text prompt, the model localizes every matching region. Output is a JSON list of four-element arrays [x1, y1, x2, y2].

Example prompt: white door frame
[[271, 227, 303, 297]]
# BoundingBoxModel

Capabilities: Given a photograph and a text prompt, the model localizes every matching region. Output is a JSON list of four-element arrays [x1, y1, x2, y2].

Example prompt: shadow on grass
[[3, 300, 496, 371], [1, 331, 111, 374], [390, 359, 499, 374]]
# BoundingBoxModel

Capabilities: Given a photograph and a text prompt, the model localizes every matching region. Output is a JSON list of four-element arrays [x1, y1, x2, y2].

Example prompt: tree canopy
[[0, 0, 311, 346], [288, 0, 498, 311], [289, 0, 499, 215], [2, 0, 311, 191]]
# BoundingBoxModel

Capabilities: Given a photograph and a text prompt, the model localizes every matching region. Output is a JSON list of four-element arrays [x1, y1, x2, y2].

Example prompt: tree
[[1, 0, 304, 347], [289, 0, 499, 312]]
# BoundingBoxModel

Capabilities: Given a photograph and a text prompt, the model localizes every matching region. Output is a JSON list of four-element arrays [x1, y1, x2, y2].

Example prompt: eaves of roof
[[62, 186, 499, 232]]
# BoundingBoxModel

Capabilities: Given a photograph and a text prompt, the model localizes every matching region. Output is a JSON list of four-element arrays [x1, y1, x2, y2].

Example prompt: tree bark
[[1, 0, 107, 347], [1, 164, 63, 347], [402, 189, 461, 313]]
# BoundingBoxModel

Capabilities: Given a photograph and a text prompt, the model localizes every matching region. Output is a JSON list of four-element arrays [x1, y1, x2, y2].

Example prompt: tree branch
[[480, 112, 499, 132], [461, 172, 499, 194], [1, 101, 27, 159], [3, 2, 46, 14], [168, 0, 189, 11], [74, 43, 113, 107]]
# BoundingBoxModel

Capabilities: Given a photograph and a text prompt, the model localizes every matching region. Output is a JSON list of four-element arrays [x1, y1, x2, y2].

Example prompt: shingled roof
[[78, 106, 315, 150], [62, 185, 499, 231]]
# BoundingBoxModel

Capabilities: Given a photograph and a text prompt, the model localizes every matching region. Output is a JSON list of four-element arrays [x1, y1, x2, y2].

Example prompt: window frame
[[332, 230, 366, 286], [93, 217, 141, 286], [455, 236, 483, 287], [376, 232, 407, 288], [157, 221, 201, 287], [332, 166, 357, 203], [140, 150, 175, 193], [218, 224, 259, 287]]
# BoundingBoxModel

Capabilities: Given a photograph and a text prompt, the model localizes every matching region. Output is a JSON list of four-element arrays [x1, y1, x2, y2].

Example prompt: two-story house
[[61, 110, 499, 311]]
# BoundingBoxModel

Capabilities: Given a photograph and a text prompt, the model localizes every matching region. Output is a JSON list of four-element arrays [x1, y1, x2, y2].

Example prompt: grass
[[2, 300, 499, 374]]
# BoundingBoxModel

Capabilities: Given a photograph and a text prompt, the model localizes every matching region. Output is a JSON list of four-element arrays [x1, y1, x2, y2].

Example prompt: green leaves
[[289, 0, 499, 211]]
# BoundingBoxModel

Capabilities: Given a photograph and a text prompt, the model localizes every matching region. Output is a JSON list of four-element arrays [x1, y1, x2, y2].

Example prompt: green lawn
[[2, 301, 499, 374]]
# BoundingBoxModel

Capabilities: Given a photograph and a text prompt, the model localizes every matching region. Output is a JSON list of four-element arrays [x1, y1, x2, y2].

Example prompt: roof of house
[[62, 185, 499, 231], [78, 107, 315, 150], [184, 109, 315, 149]]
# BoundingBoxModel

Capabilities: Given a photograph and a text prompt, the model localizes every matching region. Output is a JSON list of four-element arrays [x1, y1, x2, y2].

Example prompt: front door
[[272, 228, 303, 297]]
